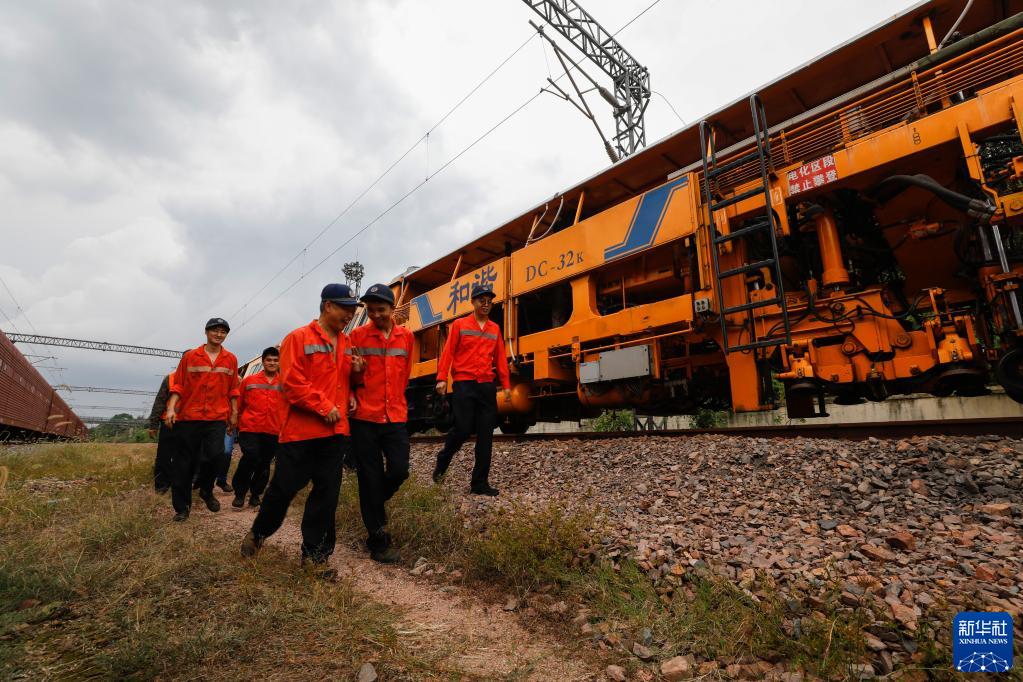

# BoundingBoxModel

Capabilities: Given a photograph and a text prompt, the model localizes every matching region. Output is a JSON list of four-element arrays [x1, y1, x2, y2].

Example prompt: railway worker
[[147, 372, 174, 494], [349, 283, 414, 564], [240, 284, 365, 576], [163, 318, 240, 522], [230, 347, 283, 509], [432, 283, 512, 496]]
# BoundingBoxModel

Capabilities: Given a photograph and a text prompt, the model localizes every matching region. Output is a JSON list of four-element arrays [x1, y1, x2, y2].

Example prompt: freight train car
[[382, 0, 1023, 433], [0, 331, 87, 440]]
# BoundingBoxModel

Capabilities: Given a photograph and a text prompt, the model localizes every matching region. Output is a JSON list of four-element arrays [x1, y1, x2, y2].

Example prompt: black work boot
[[231, 495, 245, 509], [240, 531, 263, 558], [248, 494, 261, 507], [470, 484, 499, 497], [173, 509, 190, 522], [216, 480, 233, 493], [199, 490, 221, 512], [371, 546, 401, 564]]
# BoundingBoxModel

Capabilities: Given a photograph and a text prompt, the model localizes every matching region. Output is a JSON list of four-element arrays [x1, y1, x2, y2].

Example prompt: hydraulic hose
[[870, 174, 996, 223]]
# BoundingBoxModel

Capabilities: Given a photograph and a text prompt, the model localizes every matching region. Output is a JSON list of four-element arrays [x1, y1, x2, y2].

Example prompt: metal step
[[722, 297, 782, 316], [714, 220, 771, 244], [705, 150, 760, 179], [730, 337, 788, 352], [710, 186, 763, 212], [717, 259, 776, 279]]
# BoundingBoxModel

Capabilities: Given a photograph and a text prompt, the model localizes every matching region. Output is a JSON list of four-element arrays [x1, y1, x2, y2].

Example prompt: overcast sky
[[0, 0, 921, 418]]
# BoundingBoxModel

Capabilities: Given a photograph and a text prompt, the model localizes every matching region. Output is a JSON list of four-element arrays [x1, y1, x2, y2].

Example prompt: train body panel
[[381, 2, 1023, 432], [0, 331, 86, 439]]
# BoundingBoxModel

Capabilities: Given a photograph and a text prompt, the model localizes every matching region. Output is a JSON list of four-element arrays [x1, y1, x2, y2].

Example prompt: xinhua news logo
[[953, 612, 1013, 673]]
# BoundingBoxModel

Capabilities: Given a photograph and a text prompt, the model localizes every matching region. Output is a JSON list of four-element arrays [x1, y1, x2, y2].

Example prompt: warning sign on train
[[787, 155, 838, 195]]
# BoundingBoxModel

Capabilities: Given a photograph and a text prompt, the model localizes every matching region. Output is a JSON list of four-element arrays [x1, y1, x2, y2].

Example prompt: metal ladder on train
[[699, 93, 791, 354]]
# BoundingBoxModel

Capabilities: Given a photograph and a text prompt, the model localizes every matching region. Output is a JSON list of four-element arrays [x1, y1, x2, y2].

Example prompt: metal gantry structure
[[5, 333, 184, 359], [57, 385, 158, 396], [522, 0, 651, 158]]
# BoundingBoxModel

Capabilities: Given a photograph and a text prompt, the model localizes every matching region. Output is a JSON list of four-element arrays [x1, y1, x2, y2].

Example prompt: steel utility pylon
[[522, 0, 651, 158]]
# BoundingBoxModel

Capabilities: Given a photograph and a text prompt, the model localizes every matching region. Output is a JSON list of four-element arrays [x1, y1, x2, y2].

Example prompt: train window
[[517, 282, 572, 335]]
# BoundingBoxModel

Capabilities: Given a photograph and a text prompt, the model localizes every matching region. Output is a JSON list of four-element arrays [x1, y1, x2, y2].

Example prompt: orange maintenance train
[[381, 0, 1023, 432]]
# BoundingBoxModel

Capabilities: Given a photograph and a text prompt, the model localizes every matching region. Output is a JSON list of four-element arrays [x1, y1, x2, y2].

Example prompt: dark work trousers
[[170, 420, 226, 514], [216, 431, 236, 485], [153, 423, 174, 492], [351, 419, 410, 551], [250, 434, 345, 562], [435, 380, 497, 488], [232, 432, 278, 499]]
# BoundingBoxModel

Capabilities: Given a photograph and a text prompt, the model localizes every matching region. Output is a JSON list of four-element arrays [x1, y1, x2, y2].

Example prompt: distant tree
[[89, 413, 153, 442]]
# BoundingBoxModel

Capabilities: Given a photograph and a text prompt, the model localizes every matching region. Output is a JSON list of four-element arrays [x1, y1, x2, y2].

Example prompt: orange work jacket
[[436, 316, 511, 389], [277, 320, 353, 443], [237, 370, 283, 435], [170, 346, 240, 422], [350, 322, 413, 423]]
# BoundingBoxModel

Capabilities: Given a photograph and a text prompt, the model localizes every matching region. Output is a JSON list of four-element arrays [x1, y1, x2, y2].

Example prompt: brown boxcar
[[0, 330, 86, 439]]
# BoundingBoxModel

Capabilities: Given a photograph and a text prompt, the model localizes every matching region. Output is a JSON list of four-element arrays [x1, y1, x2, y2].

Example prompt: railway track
[[410, 417, 1023, 443]]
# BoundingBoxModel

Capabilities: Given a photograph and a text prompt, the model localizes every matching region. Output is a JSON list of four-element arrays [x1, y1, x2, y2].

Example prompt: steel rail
[[411, 417, 1023, 443]]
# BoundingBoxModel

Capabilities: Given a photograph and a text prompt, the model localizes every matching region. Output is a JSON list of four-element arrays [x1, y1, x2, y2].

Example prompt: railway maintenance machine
[[381, 0, 1023, 433]]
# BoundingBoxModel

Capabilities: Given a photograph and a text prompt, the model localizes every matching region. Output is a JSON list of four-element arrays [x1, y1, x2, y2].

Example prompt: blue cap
[[470, 283, 496, 300], [360, 283, 395, 305], [320, 283, 359, 306], [205, 317, 230, 331]]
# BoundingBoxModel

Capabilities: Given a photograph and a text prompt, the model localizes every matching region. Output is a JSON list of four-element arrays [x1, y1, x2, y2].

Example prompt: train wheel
[[996, 348, 1023, 403], [499, 416, 531, 435]]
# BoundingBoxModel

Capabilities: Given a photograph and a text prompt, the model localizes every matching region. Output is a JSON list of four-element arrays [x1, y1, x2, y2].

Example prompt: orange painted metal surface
[[393, 4, 1023, 431]]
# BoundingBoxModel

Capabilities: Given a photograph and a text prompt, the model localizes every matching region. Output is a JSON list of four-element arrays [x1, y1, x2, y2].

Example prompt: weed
[[691, 408, 728, 428], [587, 410, 635, 432], [467, 502, 593, 592]]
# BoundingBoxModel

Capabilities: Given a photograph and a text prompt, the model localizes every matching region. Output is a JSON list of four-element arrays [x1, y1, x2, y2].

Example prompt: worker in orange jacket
[[230, 346, 283, 509], [349, 283, 414, 564], [241, 284, 364, 573], [147, 371, 174, 493], [433, 283, 511, 496], [164, 317, 240, 521]]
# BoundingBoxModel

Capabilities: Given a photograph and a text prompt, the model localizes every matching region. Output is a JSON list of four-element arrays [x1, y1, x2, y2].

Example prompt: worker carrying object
[[432, 283, 511, 496], [349, 283, 414, 564], [230, 346, 283, 509], [147, 372, 175, 494], [241, 284, 365, 577], [164, 318, 240, 522]]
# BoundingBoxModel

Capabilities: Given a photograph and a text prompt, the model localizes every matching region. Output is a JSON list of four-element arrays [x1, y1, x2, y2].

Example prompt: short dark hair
[[261, 347, 279, 361]]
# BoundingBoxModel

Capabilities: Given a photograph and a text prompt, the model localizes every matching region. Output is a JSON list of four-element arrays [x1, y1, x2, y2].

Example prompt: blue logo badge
[[953, 612, 1013, 673]]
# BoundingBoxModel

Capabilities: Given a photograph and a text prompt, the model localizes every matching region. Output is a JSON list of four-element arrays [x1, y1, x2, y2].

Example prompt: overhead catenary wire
[[652, 90, 686, 126], [236, 0, 667, 332], [238, 91, 545, 329], [223, 32, 540, 322], [0, 274, 66, 384]]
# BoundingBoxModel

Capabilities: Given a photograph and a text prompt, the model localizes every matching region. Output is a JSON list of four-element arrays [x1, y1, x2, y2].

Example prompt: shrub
[[588, 409, 634, 432], [691, 408, 728, 429]]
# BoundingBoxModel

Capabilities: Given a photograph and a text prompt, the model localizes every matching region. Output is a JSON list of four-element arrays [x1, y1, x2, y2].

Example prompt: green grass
[[0, 443, 437, 680]]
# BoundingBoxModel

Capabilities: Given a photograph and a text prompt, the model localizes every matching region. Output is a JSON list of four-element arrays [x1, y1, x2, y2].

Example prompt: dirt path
[[202, 489, 598, 681]]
